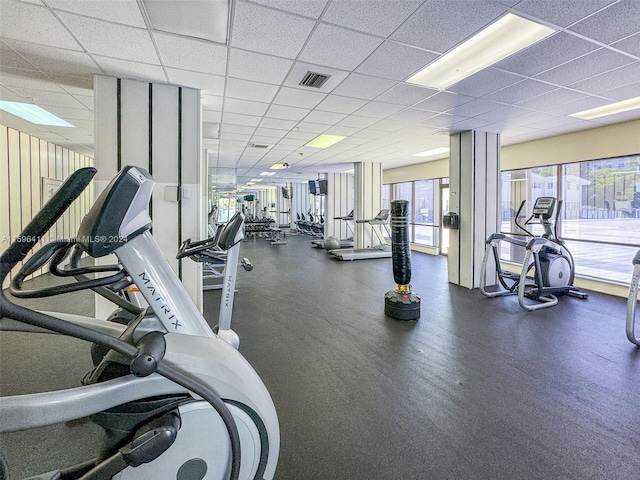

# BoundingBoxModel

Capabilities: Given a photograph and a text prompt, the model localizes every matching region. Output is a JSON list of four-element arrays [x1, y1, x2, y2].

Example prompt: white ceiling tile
[[447, 68, 523, 97], [3, 39, 101, 76], [248, 0, 328, 19], [58, 12, 159, 63], [525, 115, 586, 131], [484, 80, 558, 104], [387, 108, 437, 124], [250, 136, 279, 145], [303, 110, 347, 125], [283, 62, 349, 93], [299, 24, 383, 71], [232, 1, 315, 59], [154, 33, 227, 76], [412, 91, 474, 113], [228, 49, 294, 85], [48, 74, 94, 92], [337, 115, 380, 129], [368, 119, 409, 132], [48, 0, 147, 27], [323, 125, 361, 136], [266, 104, 310, 121], [355, 41, 439, 81], [46, 105, 93, 120], [0, 43, 38, 70], [259, 117, 299, 130], [569, 0, 640, 44], [8, 87, 87, 109], [222, 112, 262, 127], [544, 96, 613, 116], [0, 68, 64, 92], [202, 95, 224, 110], [493, 32, 599, 77], [222, 124, 256, 135], [322, 0, 422, 37], [447, 98, 504, 118], [166, 69, 224, 95], [295, 122, 329, 134], [0, 1, 82, 50], [535, 48, 634, 86], [253, 127, 288, 138], [449, 117, 494, 132], [226, 78, 279, 103], [284, 130, 318, 141], [391, 0, 507, 53], [517, 88, 586, 111], [315, 94, 368, 114], [512, 0, 616, 28], [569, 62, 640, 95], [375, 83, 438, 106], [202, 110, 222, 122], [611, 33, 640, 57], [419, 114, 455, 129], [352, 101, 405, 119], [273, 87, 326, 109], [332, 73, 396, 100], [225, 98, 270, 116], [598, 81, 640, 101], [96, 56, 167, 83]]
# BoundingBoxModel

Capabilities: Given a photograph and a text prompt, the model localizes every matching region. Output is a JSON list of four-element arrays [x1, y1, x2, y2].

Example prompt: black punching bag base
[[384, 290, 421, 321]]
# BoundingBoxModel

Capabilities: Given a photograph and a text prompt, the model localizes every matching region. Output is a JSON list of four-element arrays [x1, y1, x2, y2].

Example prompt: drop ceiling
[[1, 0, 639, 192]]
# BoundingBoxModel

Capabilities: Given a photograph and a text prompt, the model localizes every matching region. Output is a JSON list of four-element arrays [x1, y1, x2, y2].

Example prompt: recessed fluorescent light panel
[[305, 134, 346, 149], [406, 13, 555, 90], [569, 96, 640, 120], [270, 163, 288, 170], [260, 171, 276, 176], [0, 101, 74, 127], [250, 178, 262, 182], [412, 147, 449, 158]]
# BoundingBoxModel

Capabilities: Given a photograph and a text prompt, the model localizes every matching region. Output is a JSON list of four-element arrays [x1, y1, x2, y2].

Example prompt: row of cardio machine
[[314, 209, 393, 261]]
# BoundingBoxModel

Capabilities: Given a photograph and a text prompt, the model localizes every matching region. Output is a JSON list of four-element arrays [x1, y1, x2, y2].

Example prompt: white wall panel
[[354, 162, 382, 248], [0, 127, 9, 289]]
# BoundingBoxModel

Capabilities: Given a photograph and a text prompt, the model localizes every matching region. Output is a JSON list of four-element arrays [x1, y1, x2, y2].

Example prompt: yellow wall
[[383, 118, 640, 183], [0, 124, 94, 289]]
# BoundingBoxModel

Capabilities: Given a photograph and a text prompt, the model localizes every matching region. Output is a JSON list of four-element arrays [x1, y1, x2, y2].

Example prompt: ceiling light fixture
[[412, 147, 449, 158], [406, 13, 555, 90], [305, 134, 346, 149], [0, 101, 74, 127], [260, 171, 276, 176], [250, 178, 262, 182], [569, 96, 640, 120], [270, 163, 288, 170]]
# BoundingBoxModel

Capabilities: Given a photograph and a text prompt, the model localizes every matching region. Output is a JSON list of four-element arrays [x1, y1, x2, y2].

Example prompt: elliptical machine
[[0, 166, 279, 479], [626, 249, 640, 346], [480, 196, 588, 311]]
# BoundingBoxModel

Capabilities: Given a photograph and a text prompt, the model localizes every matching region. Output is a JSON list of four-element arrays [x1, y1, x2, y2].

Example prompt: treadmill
[[312, 209, 355, 249], [328, 209, 392, 261]]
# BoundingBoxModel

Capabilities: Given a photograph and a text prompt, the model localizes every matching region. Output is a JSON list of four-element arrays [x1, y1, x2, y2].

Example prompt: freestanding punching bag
[[384, 199, 421, 320]]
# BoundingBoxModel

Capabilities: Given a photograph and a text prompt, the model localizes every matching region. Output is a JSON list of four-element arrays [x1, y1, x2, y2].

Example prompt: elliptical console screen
[[532, 197, 555, 218]]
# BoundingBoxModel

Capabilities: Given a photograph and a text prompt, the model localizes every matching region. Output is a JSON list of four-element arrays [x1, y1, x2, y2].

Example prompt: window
[[501, 155, 640, 284], [385, 179, 439, 247]]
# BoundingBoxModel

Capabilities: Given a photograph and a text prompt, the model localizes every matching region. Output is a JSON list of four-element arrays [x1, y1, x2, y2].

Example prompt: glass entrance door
[[440, 186, 450, 255]]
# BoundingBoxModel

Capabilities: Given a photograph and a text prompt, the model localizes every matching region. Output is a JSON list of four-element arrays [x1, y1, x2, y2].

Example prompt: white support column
[[354, 162, 382, 249], [93, 75, 203, 318], [448, 131, 500, 289], [324, 173, 354, 240]]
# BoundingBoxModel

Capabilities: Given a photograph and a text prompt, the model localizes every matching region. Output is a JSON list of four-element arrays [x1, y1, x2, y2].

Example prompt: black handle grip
[[0, 167, 96, 270]]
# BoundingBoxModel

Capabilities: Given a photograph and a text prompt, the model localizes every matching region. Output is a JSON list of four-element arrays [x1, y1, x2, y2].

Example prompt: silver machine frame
[[480, 197, 587, 312], [626, 249, 640, 346], [0, 166, 279, 480]]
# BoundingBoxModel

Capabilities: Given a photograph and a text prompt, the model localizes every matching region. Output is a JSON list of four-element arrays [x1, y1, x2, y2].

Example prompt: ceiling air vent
[[299, 71, 331, 88], [250, 143, 270, 149]]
